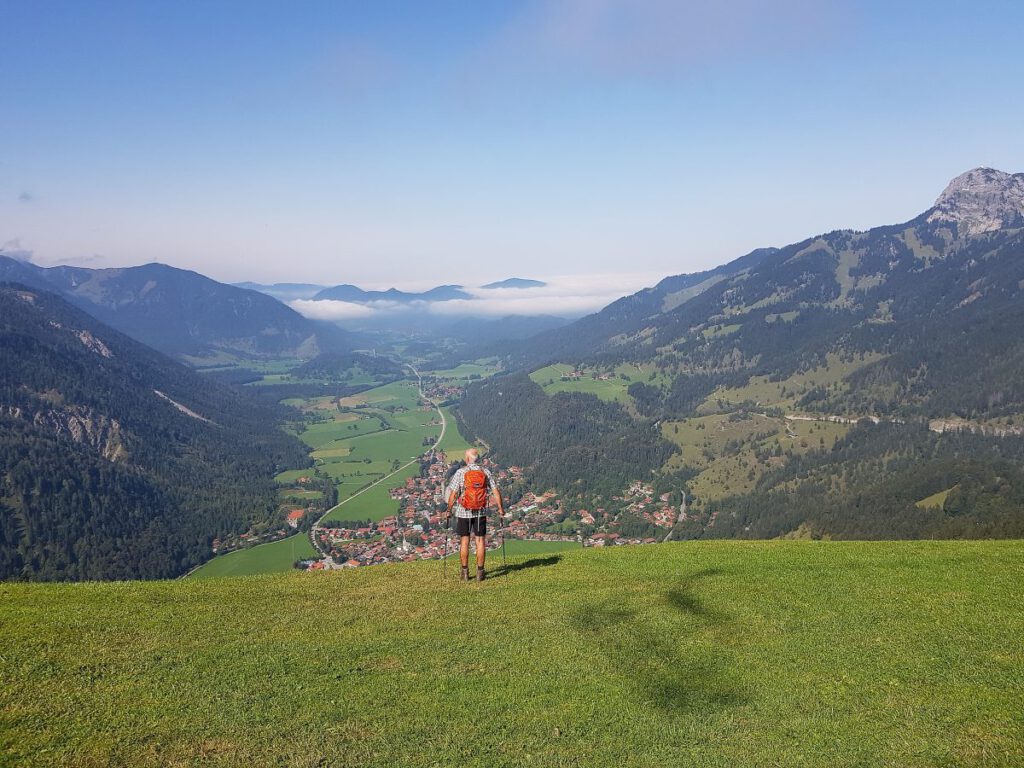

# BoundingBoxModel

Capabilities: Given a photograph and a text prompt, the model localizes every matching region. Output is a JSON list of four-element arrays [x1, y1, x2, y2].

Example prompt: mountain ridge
[[927, 166, 1024, 237], [0, 283, 311, 580], [0, 258, 348, 361], [458, 167, 1024, 542]]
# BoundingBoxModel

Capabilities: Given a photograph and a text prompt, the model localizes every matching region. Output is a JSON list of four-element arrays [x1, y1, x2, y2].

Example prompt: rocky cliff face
[[927, 167, 1024, 237]]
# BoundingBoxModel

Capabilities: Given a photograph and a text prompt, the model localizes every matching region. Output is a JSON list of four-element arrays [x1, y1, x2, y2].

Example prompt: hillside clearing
[[189, 533, 316, 579], [2, 541, 1022, 767]]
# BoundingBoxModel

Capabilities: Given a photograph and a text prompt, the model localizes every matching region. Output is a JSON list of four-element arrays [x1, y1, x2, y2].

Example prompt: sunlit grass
[[3, 541, 1021, 767]]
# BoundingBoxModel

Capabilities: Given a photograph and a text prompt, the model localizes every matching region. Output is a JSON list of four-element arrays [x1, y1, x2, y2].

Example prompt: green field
[[3, 541, 1021, 767], [530, 362, 670, 405], [436, 406, 475, 457], [916, 486, 956, 510], [323, 462, 421, 523], [662, 412, 851, 501], [188, 534, 317, 579], [423, 359, 500, 380], [702, 322, 741, 339], [493, 538, 581, 556], [698, 352, 886, 414], [281, 379, 443, 523]]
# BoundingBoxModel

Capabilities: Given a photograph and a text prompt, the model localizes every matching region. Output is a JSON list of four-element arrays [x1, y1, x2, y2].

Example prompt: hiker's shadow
[[568, 567, 744, 714], [489, 555, 561, 580]]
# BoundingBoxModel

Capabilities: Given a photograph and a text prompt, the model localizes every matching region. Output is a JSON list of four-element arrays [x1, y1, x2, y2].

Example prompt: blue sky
[[2, 1, 1023, 288]]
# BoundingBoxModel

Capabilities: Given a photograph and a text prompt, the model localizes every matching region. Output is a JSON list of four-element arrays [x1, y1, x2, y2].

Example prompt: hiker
[[444, 448, 504, 581]]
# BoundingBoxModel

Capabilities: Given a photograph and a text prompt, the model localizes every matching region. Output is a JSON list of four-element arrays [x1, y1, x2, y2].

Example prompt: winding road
[[309, 364, 445, 562]]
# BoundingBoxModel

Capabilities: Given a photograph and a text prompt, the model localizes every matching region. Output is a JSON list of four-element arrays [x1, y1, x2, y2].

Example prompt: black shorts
[[455, 516, 486, 537]]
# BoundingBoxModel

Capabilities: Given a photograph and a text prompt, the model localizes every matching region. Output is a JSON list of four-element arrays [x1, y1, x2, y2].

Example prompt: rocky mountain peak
[[928, 167, 1024, 237]]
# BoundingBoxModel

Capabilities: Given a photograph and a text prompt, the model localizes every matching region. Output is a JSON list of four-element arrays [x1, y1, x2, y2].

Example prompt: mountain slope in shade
[[0, 284, 310, 580], [0, 259, 349, 360]]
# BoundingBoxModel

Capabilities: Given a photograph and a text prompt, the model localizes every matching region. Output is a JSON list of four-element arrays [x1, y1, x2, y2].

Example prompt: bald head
[[464, 448, 479, 464]]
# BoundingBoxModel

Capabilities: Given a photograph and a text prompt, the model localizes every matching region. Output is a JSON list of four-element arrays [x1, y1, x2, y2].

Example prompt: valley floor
[[2, 540, 1022, 767]]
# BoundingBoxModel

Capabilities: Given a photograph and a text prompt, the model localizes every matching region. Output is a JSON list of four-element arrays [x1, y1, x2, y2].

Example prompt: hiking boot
[[476, 567, 486, 582], [460, 566, 469, 581]]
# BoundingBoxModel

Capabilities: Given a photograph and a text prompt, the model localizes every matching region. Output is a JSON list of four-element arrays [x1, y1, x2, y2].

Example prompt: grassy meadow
[[293, 379, 441, 523], [661, 412, 851, 501], [530, 362, 668, 404], [3, 540, 1021, 767], [189, 534, 317, 580], [491, 538, 581, 556], [436, 405, 475, 457], [422, 359, 500, 381]]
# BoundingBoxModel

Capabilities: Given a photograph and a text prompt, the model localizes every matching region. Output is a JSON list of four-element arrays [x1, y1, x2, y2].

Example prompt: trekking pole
[[499, 508, 507, 568], [440, 503, 450, 581]]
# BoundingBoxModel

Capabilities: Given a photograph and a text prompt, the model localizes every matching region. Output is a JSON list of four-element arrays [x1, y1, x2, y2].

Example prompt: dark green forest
[[460, 208, 1024, 540], [459, 373, 675, 497], [509, 222, 1024, 423], [0, 285, 310, 580], [691, 423, 1024, 540]]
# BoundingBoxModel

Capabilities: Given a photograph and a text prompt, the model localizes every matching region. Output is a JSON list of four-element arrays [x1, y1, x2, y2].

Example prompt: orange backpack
[[460, 468, 489, 510]]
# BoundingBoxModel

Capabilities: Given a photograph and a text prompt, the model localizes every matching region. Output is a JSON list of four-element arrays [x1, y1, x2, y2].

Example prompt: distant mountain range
[[0, 259, 349, 361], [236, 277, 549, 305], [312, 283, 471, 303], [0, 285, 310, 580], [481, 278, 547, 289], [233, 282, 326, 301]]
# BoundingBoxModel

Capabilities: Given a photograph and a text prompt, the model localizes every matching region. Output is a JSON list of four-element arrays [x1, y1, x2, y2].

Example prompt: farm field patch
[[530, 362, 671, 404], [188, 534, 317, 579]]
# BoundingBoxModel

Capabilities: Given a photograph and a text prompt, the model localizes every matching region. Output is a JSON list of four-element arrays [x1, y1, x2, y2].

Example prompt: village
[[301, 449, 687, 571]]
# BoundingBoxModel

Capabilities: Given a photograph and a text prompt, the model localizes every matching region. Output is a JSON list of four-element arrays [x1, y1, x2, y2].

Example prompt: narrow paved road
[[308, 365, 446, 562]]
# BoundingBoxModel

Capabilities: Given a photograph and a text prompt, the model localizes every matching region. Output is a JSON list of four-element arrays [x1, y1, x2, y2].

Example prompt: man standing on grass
[[444, 448, 504, 581]]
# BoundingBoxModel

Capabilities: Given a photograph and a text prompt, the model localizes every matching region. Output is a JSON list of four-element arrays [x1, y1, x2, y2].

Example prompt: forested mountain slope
[[460, 169, 1024, 540], [515, 167, 1024, 421], [0, 285, 309, 580], [0, 258, 348, 360]]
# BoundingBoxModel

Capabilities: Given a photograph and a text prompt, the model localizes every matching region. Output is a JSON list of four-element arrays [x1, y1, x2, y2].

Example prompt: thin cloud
[[288, 298, 378, 321], [0, 238, 34, 263], [50, 253, 105, 266], [288, 272, 661, 320], [427, 292, 624, 317], [460, 0, 848, 89], [18, 191, 34, 203]]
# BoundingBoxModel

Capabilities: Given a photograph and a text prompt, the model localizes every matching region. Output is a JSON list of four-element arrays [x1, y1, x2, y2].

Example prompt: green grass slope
[[2, 541, 1022, 767], [189, 534, 317, 579]]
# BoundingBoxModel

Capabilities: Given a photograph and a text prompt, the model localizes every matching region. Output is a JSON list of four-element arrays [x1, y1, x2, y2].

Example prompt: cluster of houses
[[614, 481, 684, 529], [299, 451, 688, 571], [422, 379, 463, 403], [307, 450, 507, 568], [560, 368, 614, 382]]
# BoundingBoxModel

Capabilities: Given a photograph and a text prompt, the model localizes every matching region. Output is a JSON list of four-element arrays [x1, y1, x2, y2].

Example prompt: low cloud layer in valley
[[288, 272, 661, 324]]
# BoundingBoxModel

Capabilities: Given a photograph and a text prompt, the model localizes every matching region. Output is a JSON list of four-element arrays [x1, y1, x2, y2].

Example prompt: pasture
[[436, 405, 475, 456], [423, 359, 500, 380], [4, 540, 1021, 767], [491, 538, 581, 556], [530, 362, 670, 404], [188, 534, 316, 579], [661, 412, 851, 501]]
